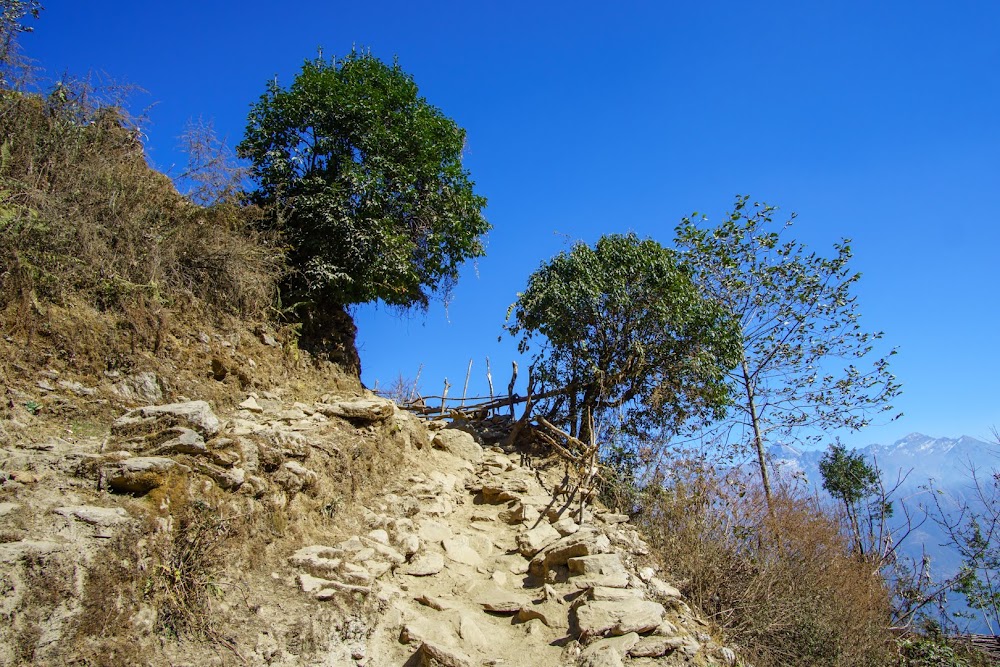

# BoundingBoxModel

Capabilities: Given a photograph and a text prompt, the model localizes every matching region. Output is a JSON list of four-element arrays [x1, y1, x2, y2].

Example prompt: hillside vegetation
[[0, 6, 993, 664]]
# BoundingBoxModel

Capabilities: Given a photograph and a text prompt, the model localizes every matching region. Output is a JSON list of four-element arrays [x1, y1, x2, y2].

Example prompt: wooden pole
[[461, 359, 473, 408], [485, 357, 494, 413], [440, 378, 451, 416], [508, 361, 518, 418]]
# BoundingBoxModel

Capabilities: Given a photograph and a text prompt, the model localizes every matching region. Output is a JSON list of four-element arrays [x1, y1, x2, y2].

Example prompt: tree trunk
[[742, 357, 774, 510]]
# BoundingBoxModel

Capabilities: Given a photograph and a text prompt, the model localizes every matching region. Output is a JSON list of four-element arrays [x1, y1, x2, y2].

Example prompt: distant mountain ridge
[[769, 432, 996, 492]]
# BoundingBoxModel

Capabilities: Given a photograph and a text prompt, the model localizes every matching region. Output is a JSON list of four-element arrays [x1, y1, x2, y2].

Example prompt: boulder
[[432, 429, 483, 463], [575, 599, 666, 638], [516, 522, 561, 558], [568, 553, 630, 589], [529, 528, 611, 577]]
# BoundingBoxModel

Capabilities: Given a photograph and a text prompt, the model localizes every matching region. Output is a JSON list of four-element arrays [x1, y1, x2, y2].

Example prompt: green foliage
[[675, 196, 901, 503], [507, 233, 740, 444], [820, 441, 897, 560], [238, 49, 489, 311], [820, 442, 880, 506]]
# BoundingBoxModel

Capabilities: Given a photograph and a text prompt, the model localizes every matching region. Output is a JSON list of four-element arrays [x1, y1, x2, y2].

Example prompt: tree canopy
[[675, 196, 901, 505], [506, 233, 741, 445], [238, 50, 489, 311]]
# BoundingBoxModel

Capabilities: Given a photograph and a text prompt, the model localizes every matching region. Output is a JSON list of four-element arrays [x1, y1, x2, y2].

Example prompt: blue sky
[[22, 1, 1000, 449]]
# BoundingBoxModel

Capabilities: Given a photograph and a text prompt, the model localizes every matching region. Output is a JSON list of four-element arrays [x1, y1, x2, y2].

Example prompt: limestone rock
[[647, 576, 683, 600], [552, 516, 580, 536], [480, 479, 529, 503], [54, 505, 130, 527], [238, 395, 264, 412], [432, 429, 483, 463], [289, 545, 343, 579], [151, 427, 208, 455], [273, 461, 318, 492], [415, 641, 473, 667], [112, 371, 163, 404], [112, 400, 221, 438], [580, 633, 640, 667], [103, 457, 190, 493], [442, 536, 483, 567], [516, 521, 561, 557], [403, 552, 444, 576], [575, 599, 667, 638], [629, 635, 680, 658], [528, 528, 612, 577], [568, 553, 630, 589], [589, 586, 646, 602], [316, 397, 394, 423], [392, 409, 430, 450]]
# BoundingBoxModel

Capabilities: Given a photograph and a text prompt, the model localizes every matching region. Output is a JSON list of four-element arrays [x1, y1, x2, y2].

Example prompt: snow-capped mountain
[[769, 432, 996, 493]]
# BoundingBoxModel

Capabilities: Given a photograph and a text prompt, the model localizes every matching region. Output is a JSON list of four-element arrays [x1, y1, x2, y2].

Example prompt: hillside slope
[[0, 381, 735, 666]]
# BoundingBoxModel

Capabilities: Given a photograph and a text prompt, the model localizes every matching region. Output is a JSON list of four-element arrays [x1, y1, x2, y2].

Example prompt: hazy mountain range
[[768, 433, 998, 632]]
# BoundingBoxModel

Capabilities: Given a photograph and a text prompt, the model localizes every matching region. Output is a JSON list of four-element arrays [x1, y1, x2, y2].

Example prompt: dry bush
[[0, 81, 283, 367], [636, 456, 897, 667], [72, 480, 277, 665]]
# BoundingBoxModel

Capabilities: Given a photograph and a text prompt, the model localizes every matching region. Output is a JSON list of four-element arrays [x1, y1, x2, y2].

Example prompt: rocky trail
[[0, 382, 737, 666]]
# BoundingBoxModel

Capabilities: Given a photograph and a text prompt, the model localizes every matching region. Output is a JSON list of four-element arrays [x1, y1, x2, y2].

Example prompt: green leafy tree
[[506, 233, 741, 447], [819, 442, 894, 557], [675, 196, 901, 508], [238, 50, 489, 313]]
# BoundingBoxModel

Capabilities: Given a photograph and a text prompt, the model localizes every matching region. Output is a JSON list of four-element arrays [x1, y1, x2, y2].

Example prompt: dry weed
[[637, 458, 896, 666]]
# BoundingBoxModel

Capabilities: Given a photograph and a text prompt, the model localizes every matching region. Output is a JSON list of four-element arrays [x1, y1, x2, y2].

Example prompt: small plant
[[22, 399, 39, 414]]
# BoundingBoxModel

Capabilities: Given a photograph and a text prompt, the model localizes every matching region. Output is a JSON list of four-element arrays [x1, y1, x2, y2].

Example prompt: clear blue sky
[[23, 1, 1000, 448]]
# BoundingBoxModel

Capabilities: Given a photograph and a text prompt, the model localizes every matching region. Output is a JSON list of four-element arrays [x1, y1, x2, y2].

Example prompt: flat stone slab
[[576, 599, 666, 638], [54, 505, 130, 527], [402, 551, 445, 576], [629, 635, 683, 658], [316, 397, 395, 423], [112, 400, 221, 437], [580, 633, 640, 667], [589, 586, 646, 602], [569, 553, 630, 589], [442, 536, 483, 567]]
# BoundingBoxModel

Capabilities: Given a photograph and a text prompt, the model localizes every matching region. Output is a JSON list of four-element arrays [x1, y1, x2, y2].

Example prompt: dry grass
[[0, 82, 284, 388], [636, 456, 897, 667]]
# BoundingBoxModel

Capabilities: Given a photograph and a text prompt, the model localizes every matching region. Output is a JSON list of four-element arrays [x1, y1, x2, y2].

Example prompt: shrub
[[0, 80, 283, 369], [636, 456, 896, 666]]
